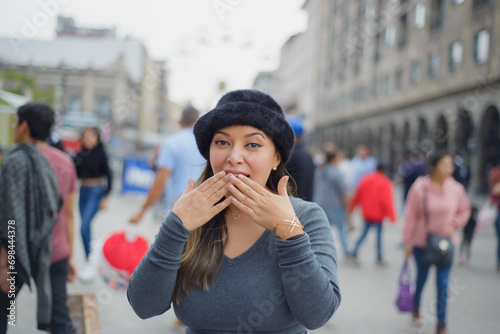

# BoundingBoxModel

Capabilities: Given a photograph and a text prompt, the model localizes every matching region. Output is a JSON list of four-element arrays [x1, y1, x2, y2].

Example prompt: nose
[[227, 146, 244, 165]]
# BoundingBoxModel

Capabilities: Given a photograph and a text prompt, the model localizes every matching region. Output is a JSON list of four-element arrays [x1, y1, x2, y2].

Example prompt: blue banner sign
[[122, 158, 155, 194]]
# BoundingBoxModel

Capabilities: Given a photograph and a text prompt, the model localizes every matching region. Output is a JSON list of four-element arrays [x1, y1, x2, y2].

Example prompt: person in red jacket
[[348, 163, 396, 265]]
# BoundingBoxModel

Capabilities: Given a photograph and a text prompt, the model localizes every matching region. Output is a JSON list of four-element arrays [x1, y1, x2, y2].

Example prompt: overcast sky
[[0, 0, 307, 109]]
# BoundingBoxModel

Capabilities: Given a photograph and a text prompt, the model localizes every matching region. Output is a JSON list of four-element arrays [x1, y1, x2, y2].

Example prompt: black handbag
[[422, 189, 454, 268]]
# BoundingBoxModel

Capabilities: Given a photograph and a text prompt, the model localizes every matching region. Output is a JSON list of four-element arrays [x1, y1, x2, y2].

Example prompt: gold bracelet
[[273, 216, 304, 239]]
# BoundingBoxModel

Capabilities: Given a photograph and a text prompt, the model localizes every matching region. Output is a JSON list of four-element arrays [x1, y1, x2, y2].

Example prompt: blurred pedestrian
[[489, 163, 500, 189], [129, 105, 205, 223], [458, 206, 478, 266], [313, 147, 349, 257], [0, 103, 62, 332], [26, 103, 78, 333], [149, 143, 167, 220], [403, 151, 470, 334], [128, 89, 341, 332], [489, 166, 500, 271], [397, 151, 426, 204], [452, 154, 469, 190], [348, 163, 396, 265], [46, 130, 65, 152], [73, 127, 113, 282], [332, 146, 354, 232], [350, 144, 377, 191], [285, 117, 315, 201], [335, 148, 353, 192]]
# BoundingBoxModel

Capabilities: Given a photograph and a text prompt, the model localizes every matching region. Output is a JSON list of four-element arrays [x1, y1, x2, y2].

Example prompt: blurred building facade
[[0, 16, 169, 150], [253, 71, 278, 98], [275, 32, 317, 132], [274, 0, 499, 193]]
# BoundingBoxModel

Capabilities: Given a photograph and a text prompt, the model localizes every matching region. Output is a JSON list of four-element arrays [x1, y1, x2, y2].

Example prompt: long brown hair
[[173, 161, 292, 304]]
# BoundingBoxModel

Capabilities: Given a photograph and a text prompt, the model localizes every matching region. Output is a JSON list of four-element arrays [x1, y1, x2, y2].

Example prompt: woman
[[128, 90, 341, 333], [488, 165, 500, 271], [404, 151, 470, 334], [313, 147, 349, 257], [73, 127, 112, 281]]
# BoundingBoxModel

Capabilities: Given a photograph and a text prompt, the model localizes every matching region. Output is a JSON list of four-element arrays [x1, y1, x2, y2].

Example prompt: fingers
[[278, 176, 289, 197], [228, 182, 255, 206], [230, 196, 255, 217], [182, 177, 196, 196], [210, 196, 233, 216], [229, 174, 265, 197], [195, 174, 232, 212], [198, 171, 226, 192], [67, 272, 77, 282], [210, 181, 231, 204], [129, 213, 142, 224]]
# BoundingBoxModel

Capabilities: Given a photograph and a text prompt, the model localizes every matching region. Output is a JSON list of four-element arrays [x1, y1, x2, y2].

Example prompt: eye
[[215, 139, 229, 146], [246, 142, 262, 148]]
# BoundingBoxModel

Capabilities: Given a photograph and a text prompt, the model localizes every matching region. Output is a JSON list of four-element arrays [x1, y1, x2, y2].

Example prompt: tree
[[0, 70, 56, 105]]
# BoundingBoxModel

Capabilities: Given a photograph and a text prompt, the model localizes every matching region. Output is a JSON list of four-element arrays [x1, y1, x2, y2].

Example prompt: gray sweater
[[127, 197, 341, 333]]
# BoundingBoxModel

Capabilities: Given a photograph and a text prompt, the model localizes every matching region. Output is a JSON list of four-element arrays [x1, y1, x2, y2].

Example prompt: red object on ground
[[102, 231, 149, 275]]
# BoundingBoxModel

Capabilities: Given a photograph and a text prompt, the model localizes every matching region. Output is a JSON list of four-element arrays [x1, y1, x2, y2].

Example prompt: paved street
[[7, 188, 500, 334]]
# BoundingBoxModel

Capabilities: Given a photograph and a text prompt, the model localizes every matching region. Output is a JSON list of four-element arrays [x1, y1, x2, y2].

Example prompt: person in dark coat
[[285, 117, 315, 201], [397, 151, 426, 204], [458, 206, 478, 266]]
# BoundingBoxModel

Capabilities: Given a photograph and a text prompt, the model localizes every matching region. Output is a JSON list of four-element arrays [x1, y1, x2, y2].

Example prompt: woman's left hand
[[228, 174, 297, 231], [99, 197, 109, 210]]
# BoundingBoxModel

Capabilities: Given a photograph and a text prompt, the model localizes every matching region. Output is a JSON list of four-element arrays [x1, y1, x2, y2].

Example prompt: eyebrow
[[214, 131, 265, 139]]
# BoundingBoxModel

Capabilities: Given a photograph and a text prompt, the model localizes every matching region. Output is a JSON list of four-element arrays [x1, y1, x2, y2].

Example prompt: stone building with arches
[[301, 0, 500, 193]]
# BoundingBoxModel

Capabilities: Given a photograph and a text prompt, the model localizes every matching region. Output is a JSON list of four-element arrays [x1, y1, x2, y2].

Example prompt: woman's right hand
[[172, 171, 233, 231], [404, 245, 413, 259]]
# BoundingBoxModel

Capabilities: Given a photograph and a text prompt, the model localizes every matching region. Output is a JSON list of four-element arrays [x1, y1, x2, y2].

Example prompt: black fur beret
[[194, 89, 295, 163]]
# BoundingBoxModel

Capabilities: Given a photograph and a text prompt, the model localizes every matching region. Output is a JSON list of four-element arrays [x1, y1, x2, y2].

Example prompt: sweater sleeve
[[127, 211, 190, 319], [451, 185, 471, 228], [275, 201, 341, 329]]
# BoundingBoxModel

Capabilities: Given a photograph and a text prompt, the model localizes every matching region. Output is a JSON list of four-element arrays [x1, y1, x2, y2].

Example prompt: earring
[[273, 166, 277, 171]]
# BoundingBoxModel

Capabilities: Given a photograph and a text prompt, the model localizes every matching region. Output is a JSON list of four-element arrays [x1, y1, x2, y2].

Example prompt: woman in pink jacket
[[403, 151, 470, 334]]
